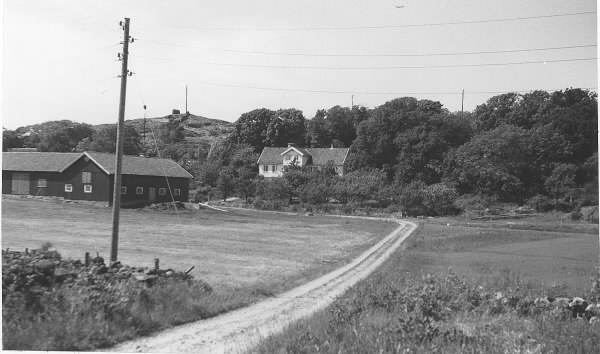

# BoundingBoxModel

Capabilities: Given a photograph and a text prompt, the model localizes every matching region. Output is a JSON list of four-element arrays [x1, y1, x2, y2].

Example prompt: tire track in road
[[109, 218, 418, 353]]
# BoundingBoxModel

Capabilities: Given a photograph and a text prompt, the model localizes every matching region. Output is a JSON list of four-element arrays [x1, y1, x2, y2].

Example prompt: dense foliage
[[209, 88, 596, 215], [3, 88, 597, 215]]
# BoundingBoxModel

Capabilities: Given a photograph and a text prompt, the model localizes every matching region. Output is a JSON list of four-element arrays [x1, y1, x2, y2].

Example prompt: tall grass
[[254, 257, 600, 353], [2, 277, 261, 351]]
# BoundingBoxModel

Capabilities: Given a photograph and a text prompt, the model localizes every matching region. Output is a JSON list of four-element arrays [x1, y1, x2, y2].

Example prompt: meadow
[[1, 197, 396, 292], [255, 216, 600, 353]]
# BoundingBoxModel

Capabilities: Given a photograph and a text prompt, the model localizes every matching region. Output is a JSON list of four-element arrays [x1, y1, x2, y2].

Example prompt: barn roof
[[83, 152, 193, 178], [257, 147, 349, 166], [2, 151, 193, 179], [2, 152, 81, 172]]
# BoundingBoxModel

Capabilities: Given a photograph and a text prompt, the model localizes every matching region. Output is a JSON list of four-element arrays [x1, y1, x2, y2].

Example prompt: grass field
[[402, 218, 598, 294], [255, 216, 600, 353], [1, 197, 396, 292]]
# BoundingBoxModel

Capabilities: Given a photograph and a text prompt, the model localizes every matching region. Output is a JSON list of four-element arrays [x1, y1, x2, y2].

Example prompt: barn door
[[149, 187, 156, 203], [12, 173, 30, 195]]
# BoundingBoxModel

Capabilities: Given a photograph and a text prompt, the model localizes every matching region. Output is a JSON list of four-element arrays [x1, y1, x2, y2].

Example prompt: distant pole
[[111, 17, 131, 262], [186, 85, 188, 114], [143, 105, 146, 142], [351, 94, 354, 108], [461, 89, 464, 114]]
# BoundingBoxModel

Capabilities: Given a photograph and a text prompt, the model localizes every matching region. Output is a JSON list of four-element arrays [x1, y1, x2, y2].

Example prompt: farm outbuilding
[[2, 151, 192, 207]]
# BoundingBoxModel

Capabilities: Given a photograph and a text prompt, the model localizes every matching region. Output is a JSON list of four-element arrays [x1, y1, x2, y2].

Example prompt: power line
[[132, 55, 597, 70], [140, 40, 597, 58], [136, 11, 595, 31], [136, 73, 597, 96]]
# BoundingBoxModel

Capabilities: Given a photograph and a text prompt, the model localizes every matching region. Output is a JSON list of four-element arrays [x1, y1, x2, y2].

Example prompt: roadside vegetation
[[255, 221, 600, 353]]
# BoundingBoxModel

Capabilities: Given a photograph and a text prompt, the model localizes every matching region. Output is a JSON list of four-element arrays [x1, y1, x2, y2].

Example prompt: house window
[[285, 155, 291, 161], [159, 188, 166, 196], [121, 186, 127, 194], [263, 165, 268, 172], [84, 185, 92, 193], [37, 179, 47, 187], [136, 187, 144, 195], [271, 165, 276, 172], [82, 172, 92, 183], [174, 188, 181, 196], [64, 184, 73, 192]]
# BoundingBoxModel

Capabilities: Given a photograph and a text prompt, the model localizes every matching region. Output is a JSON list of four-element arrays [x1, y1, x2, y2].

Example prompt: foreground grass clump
[[256, 265, 600, 354], [2, 249, 254, 351]]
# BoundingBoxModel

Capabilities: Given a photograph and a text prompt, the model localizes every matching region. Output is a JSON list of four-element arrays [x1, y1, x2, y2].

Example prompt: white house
[[257, 144, 349, 178]]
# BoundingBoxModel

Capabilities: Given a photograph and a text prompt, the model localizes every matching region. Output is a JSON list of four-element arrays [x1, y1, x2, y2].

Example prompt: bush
[[525, 194, 554, 213]]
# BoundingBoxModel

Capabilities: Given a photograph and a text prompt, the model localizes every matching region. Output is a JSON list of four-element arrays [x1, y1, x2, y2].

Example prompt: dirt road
[[109, 218, 417, 353]]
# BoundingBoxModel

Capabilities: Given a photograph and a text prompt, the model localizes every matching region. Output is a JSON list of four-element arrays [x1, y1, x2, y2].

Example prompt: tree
[[3, 129, 23, 151], [255, 178, 291, 204], [232, 108, 276, 152], [351, 97, 447, 171], [544, 163, 577, 207], [444, 125, 532, 202], [36, 120, 94, 152], [194, 160, 221, 187], [229, 145, 259, 202], [264, 108, 306, 147], [473, 93, 520, 131], [216, 167, 235, 201], [394, 113, 472, 185], [81, 125, 142, 155]]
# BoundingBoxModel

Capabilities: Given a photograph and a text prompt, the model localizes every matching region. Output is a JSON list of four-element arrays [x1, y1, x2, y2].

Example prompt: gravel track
[[109, 217, 417, 353]]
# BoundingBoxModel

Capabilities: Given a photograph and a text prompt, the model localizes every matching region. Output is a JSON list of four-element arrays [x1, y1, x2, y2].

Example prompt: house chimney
[[288, 143, 294, 148], [330, 143, 334, 149]]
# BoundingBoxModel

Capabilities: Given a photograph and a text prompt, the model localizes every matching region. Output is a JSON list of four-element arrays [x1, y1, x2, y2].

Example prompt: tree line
[[196, 88, 598, 215], [4, 88, 597, 215]]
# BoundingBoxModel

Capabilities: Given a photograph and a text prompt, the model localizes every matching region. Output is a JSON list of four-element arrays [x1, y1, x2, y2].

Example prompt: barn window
[[64, 184, 73, 192], [174, 188, 181, 196], [121, 186, 127, 194], [159, 188, 166, 196], [37, 179, 47, 187], [84, 185, 92, 193], [82, 172, 92, 183], [136, 187, 144, 195]]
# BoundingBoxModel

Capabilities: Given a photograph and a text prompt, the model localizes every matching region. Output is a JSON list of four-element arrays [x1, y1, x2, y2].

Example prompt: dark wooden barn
[[2, 151, 192, 207]]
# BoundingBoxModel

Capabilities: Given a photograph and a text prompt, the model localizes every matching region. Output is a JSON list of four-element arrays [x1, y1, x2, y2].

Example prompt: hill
[[98, 111, 235, 148]]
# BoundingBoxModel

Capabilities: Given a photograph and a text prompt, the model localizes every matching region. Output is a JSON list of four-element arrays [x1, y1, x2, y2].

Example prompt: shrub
[[526, 194, 554, 212]]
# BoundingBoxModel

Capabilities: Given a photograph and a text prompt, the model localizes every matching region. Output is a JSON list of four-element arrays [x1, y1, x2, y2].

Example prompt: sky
[[1, 0, 597, 129]]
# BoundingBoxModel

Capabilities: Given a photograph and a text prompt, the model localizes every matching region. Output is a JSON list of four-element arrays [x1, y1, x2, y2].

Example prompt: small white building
[[257, 144, 349, 178]]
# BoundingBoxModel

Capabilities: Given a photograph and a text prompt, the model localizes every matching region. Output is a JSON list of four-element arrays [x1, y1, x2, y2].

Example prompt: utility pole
[[142, 105, 146, 142], [461, 89, 464, 114], [111, 17, 132, 262]]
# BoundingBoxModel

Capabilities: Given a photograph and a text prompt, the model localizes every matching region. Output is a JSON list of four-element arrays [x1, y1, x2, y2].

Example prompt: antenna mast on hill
[[111, 17, 133, 263]]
